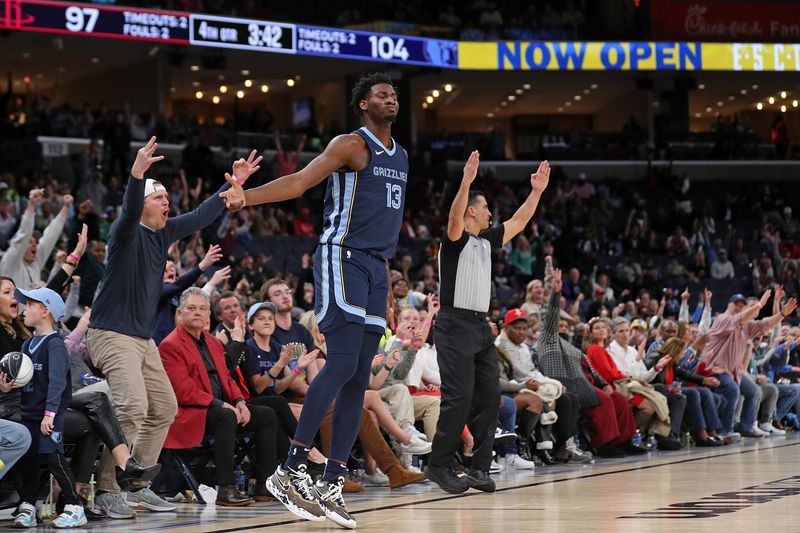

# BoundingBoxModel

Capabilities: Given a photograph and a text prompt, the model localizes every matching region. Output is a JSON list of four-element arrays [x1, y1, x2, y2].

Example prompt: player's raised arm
[[221, 134, 361, 211], [501, 160, 550, 244], [447, 150, 480, 241]]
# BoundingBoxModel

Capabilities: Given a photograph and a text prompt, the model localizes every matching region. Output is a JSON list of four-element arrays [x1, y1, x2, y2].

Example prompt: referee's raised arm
[[447, 150, 480, 241], [501, 160, 551, 244]]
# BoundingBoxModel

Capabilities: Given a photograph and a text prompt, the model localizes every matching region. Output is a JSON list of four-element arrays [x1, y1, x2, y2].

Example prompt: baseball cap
[[14, 287, 65, 321], [504, 308, 527, 326], [144, 178, 166, 197], [729, 293, 747, 304], [247, 301, 278, 323], [630, 318, 648, 331]]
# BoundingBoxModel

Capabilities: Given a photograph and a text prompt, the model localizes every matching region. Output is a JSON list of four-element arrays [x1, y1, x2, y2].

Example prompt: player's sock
[[285, 444, 311, 471], [321, 460, 348, 483]]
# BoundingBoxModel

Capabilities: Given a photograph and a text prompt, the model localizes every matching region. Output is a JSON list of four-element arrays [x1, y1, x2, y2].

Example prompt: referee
[[424, 151, 551, 494]]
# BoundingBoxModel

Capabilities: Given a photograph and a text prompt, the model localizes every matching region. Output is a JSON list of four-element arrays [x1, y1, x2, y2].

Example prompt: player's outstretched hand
[[232, 149, 262, 183], [131, 136, 164, 179], [462, 150, 480, 185], [531, 160, 551, 193], [220, 173, 245, 211]]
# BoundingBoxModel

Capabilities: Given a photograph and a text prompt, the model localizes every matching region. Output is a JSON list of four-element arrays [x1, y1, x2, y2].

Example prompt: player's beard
[[383, 112, 397, 123]]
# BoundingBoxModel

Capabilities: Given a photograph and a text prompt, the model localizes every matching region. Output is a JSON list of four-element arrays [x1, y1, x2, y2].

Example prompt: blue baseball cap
[[14, 287, 66, 321], [247, 301, 278, 323], [728, 293, 747, 304]]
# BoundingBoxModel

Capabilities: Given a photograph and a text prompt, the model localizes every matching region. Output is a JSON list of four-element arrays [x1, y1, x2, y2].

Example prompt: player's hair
[[350, 72, 397, 116]]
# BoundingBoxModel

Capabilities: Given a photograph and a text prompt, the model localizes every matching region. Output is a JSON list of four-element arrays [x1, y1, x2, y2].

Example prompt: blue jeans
[[713, 372, 761, 433], [497, 395, 518, 456], [683, 386, 722, 433], [0, 419, 31, 480], [736, 373, 762, 432], [776, 384, 800, 421]]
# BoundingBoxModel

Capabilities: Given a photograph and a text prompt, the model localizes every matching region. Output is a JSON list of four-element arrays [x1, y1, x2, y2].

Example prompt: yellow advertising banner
[[457, 41, 800, 71]]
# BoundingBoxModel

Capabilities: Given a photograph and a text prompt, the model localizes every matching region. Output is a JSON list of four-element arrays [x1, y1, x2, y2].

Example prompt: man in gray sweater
[[86, 137, 261, 518]]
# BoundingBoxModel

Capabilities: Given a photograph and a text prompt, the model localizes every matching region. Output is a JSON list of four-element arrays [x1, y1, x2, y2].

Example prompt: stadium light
[[195, 91, 203, 99], [261, 85, 269, 93], [757, 102, 763, 110], [287, 79, 295, 87], [752, 84, 759, 90], [190, 65, 200, 72], [698, 84, 705, 90], [508, 95, 516, 101], [220, 85, 228, 93], [781, 105, 787, 112], [244, 79, 253, 88], [237, 90, 245, 99], [422, 102, 428, 109], [487, 113, 494, 118], [794, 100, 799, 108], [444, 84, 453, 92], [523, 84, 531, 90], [590, 83, 598, 89], [426, 96, 434, 104], [241, 69, 250, 76], [515, 89, 523, 95], [768, 97, 775, 104], [432, 89, 440, 97], [212, 96, 220, 104], [740, 89, 748, 95], [574, 95, 581, 101], [781, 91, 787, 99]]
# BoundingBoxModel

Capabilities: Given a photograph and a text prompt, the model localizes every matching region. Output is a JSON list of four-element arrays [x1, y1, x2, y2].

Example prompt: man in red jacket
[[159, 287, 278, 506]]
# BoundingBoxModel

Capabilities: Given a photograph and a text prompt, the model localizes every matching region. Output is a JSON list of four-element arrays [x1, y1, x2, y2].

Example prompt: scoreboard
[[0, 0, 459, 68]]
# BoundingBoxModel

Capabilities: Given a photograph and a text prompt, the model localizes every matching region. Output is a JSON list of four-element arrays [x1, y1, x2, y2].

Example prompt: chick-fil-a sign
[[651, 1, 800, 42]]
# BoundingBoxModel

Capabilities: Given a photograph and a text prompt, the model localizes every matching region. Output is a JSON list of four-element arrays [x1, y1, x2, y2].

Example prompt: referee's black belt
[[440, 305, 487, 319]]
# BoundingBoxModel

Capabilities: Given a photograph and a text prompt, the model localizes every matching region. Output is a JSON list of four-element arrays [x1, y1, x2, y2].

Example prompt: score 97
[[65, 5, 100, 33]]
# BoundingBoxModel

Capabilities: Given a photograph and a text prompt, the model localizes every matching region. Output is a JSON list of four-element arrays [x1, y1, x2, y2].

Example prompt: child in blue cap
[[12, 286, 86, 528]]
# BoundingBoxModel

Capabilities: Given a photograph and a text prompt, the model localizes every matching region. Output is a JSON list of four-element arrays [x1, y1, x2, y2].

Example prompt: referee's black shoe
[[424, 464, 470, 494], [464, 468, 496, 493]]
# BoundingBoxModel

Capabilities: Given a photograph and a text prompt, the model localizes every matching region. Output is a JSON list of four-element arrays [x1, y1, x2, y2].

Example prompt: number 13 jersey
[[319, 126, 409, 259]]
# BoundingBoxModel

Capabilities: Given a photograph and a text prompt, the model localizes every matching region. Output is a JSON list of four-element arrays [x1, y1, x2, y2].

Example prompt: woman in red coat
[[585, 318, 657, 431]]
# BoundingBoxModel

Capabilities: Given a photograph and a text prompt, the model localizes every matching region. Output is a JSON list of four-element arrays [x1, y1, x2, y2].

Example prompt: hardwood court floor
[[2, 433, 800, 532]]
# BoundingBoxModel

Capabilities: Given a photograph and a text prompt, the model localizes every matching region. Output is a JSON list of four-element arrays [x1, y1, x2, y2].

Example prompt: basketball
[[0, 351, 34, 387]]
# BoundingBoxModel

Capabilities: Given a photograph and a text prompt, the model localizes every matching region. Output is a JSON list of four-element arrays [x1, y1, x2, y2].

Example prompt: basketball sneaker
[[266, 464, 325, 522], [313, 476, 356, 529]]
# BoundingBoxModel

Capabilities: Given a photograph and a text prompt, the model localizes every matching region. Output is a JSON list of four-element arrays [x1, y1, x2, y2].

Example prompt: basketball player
[[221, 73, 407, 529]]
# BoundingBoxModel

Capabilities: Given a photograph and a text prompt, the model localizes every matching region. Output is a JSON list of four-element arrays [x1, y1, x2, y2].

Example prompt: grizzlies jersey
[[318, 126, 409, 259]]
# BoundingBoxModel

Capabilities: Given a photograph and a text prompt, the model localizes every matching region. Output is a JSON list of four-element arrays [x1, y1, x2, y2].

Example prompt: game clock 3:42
[[190, 14, 296, 53]]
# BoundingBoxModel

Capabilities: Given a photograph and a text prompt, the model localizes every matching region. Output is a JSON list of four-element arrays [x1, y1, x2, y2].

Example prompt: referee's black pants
[[429, 307, 500, 472]]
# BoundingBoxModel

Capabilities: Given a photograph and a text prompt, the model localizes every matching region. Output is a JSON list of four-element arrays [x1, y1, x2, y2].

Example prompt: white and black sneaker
[[266, 464, 325, 522], [313, 476, 356, 529]]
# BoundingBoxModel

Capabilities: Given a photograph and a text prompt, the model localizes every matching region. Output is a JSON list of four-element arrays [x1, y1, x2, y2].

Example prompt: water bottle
[[80, 373, 101, 386], [647, 435, 658, 450], [234, 465, 246, 493], [682, 431, 692, 447], [88, 474, 95, 510], [631, 429, 643, 447]]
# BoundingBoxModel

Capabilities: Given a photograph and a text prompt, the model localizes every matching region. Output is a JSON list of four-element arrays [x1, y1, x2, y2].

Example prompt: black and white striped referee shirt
[[438, 226, 504, 313]]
